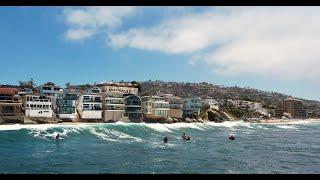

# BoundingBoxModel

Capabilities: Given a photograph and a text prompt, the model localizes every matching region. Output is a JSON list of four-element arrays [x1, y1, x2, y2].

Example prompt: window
[[83, 104, 90, 109]]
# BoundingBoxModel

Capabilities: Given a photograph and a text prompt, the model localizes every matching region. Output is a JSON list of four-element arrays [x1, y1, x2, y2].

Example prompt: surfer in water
[[56, 133, 60, 140], [164, 137, 168, 143], [182, 133, 190, 141]]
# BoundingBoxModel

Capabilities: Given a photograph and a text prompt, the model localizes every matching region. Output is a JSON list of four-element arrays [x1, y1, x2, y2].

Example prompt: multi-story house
[[142, 96, 170, 117], [124, 94, 142, 121], [23, 95, 53, 118], [103, 92, 126, 122], [56, 93, 78, 120], [201, 97, 219, 110], [77, 94, 102, 120], [0, 88, 23, 116], [97, 82, 139, 95], [158, 94, 183, 118], [183, 97, 202, 117]]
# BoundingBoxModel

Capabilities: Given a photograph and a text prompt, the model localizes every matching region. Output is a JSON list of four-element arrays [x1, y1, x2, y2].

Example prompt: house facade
[[183, 97, 202, 117], [124, 94, 142, 121], [76, 94, 102, 119], [103, 92, 126, 122], [0, 88, 23, 116], [56, 93, 78, 119], [23, 95, 53, 118], [142, 96, 170, 117], [97, 82, 138, 95]]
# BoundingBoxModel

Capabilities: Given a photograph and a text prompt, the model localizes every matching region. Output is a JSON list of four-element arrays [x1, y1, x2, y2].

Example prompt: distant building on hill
[[275, 97, 306, 119], [97, 82, 138, 95]]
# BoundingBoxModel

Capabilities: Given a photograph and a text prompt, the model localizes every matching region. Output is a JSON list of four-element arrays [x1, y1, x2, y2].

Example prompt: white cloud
[[63, 6, 137, 40], [108, 7, 320, 80]]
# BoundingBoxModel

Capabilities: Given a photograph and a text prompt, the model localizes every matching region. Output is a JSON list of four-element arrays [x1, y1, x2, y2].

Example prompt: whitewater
[[1, 121, 320, 173]]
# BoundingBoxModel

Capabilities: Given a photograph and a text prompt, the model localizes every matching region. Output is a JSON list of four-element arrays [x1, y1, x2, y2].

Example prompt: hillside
[[139, 80, 320, 117]]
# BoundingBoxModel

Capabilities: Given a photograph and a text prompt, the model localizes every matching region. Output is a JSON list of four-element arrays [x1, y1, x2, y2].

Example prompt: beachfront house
[[23, 95, 53, 118], [76, 94, 102, 120], [142, 96, 170, 117], [124, 94, 142, 121], [0, 88, 23, 117], [56, 93, 78, 120], [158, 93, 183, 118], [103, 92, 126, 122], [183, 97, 202, 118]]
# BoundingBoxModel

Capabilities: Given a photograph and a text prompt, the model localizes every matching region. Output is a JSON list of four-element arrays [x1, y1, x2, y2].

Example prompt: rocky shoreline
[[1, 115, 319, 125]]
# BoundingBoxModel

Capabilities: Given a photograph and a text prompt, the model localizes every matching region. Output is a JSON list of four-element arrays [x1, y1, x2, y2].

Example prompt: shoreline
[[1, 118, 320, 126]]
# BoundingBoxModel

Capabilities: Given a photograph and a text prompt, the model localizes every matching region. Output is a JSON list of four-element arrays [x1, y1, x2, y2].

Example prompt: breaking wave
[[1, 120, 313, 142]]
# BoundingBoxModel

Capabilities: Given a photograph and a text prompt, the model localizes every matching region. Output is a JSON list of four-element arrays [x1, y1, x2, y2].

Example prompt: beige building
[[275, 97, 306, 119], [103, 92, 127, 122], [97, 82, 138, 95], [142, 96, 170, 117], [158, 94, 183, 118]]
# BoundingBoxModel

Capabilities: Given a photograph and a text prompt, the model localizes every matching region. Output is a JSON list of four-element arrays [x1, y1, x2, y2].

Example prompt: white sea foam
[[144, 123, 173, 133], [0, 123, 94, 131], [88, 127, 142, 142], [276, 125, 297, 129]]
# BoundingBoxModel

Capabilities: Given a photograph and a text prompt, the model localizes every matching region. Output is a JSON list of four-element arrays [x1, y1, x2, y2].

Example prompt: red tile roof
[[0, 88, 18, 95]]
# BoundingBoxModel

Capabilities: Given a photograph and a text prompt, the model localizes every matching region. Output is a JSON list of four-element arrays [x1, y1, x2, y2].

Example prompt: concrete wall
[[25, 109, 53, 118], [104, 110, 125, 122], [80, 111, 102, 119], [58, 113, 77, 119], [168, 109, 183, 118]]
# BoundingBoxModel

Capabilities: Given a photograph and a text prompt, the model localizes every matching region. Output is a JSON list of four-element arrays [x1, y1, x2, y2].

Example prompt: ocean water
[[1, 121, 320, 174]]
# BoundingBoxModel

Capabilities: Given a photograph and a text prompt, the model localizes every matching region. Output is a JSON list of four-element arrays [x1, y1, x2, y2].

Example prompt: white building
[[201, 97, 219, 110], [77, 94, 102, 119], [83, 86, 102, 95], [183, 97, 202, 117], [36, 84, 63, 96], [24, 95, 53, 118], [103, 92, 126, 122], [142, 96, 170, 117], [232, 100, 268, 116]]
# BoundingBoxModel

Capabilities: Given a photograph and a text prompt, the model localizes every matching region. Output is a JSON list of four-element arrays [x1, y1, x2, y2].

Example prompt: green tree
[[131, 81, 141, 92], [44, 82, 55, 86]]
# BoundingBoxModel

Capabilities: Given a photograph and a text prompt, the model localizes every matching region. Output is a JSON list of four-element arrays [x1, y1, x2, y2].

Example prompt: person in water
[[229, 135, 235, 140], [186, 137, 191, 141], [56, 133, 60, 140], [182, 133, 187, 140], [164, 137, 168, 143]]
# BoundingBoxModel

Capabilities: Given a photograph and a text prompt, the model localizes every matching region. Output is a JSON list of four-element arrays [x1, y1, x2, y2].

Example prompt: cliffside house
[[201, 97, 219, 110], [0, 88, 23, 116], [183, 97, 202, 118]]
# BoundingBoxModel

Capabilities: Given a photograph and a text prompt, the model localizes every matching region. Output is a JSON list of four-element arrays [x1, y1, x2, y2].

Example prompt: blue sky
[[0, 7, 319, 101]]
